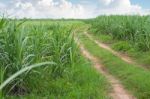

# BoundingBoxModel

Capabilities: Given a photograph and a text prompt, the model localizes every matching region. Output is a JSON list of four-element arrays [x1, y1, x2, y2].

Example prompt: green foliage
[[80, 33, 150, 99], [0, 18, 108, 98], [93, 33, 113, 43], [86, 15, 150, 67], [87, 15, 150, 51], [112, 41, 132, 52]]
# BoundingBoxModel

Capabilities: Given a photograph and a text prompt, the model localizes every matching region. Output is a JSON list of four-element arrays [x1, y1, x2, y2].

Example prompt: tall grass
[[0, 18, 78, 97], [87, 15, 150, 51], [0, 18, 107, 98], [80, 33, 150, 99]]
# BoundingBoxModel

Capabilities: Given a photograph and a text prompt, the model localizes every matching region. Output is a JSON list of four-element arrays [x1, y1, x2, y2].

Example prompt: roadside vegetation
[[1, 15, 150, 99], [0, 18, 109, 98], [86, 16, 150, 68], [79, 32, 150, 99]]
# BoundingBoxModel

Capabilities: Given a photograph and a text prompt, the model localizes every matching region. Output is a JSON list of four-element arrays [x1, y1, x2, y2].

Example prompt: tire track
[[75, 38, 135, 99], [84, 32, 147, 70]]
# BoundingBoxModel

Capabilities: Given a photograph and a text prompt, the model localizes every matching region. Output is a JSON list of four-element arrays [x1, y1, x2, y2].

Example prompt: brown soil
[[85, 33, 148, 71], [75, 35, 136, 99], [85, 33, 134, 64], [75, 38, 136, 99]]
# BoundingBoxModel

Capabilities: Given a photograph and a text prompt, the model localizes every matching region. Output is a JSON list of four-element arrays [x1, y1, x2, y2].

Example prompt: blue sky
[[0, 0, 150, 18], [131, 0, 150, 9]]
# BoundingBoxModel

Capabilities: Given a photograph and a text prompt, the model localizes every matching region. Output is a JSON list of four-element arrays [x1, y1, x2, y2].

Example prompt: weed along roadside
[[78, 32, 150, 99], [85, 16, 150, 69], [84, 32, 149, 71], [1, 15, 150, 99], [0, 18, 109, 98], [77, 41, 135, 99]]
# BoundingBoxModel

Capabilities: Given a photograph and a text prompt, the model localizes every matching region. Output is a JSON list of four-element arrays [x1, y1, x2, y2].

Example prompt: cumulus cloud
[[0, 0, 94, 18], [97, 0, 143, 15], [35, 0, 90, 18], [0, 0, 150, 18], [99, 0, 113, 6]]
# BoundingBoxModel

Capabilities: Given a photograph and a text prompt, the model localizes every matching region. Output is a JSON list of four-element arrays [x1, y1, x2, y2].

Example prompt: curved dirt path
[[85, 32, 134, 64], [77, 41, 135, 99], [84, 32, 147, 70]]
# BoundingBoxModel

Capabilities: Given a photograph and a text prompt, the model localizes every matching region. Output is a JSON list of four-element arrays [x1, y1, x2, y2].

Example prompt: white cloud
[[97, 0, 143, 15], [0, 2, 6, 13], [36, 0, 90, 18], [0, 0, 94, 19], [0, 0, 150, 18], [99, 0, 113, 6], [15, 2, 33, 10]]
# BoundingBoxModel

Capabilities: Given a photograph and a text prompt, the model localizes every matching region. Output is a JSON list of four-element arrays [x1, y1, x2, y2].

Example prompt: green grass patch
[[80, 33, 150, 99], [0, 18, 109, 98], [90, 33, 150, 68], [6, 57, 109, 99], [112, 41, 132, 52], [93, 34, 113, 44], [127, 51, 150, 68]]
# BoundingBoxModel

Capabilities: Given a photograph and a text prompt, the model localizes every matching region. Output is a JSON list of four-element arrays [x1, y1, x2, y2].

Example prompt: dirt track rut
[[75, 37, 135, 99]]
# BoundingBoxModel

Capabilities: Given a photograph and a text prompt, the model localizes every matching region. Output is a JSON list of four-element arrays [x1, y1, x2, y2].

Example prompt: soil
[[75, 38, 136, 99]]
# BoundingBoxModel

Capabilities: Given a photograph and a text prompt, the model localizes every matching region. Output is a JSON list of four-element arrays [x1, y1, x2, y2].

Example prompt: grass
[[89, 33, 150, 69], [6, 57, 109, 99], [87, 15, 150, 51], [79, 33, 150, 99], [0, 62, 56, 91], [0, 18, 109, 98], [86, 15, 150, 68]]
